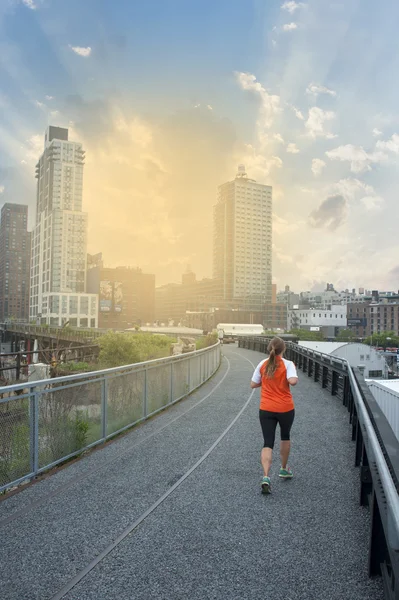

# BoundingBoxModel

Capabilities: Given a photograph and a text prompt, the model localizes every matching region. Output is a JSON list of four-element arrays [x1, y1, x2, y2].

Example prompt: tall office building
[[213, 165, 272, 311], [0, 203, 31, 321], [30, 126, 98, 327]]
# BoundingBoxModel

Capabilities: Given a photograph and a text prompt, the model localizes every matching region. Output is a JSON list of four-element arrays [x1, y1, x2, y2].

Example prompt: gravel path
[[0, 345, 383, 600]]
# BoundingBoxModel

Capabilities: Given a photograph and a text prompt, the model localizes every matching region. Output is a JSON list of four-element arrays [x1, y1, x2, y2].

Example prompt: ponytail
[[265, 347, 277, 378], [264, 337, 286, 378]]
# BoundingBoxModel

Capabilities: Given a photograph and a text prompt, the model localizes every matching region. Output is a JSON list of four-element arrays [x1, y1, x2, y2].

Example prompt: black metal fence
[[239, 336, 399, 600], [0, 345, 100, 383]]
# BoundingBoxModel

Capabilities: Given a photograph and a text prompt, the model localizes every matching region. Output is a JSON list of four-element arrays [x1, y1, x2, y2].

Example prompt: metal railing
[[0, 345, 100, 383], [239, 337, 399, 600], [0, 341, 221, 494], [3, 323, 108, 344]]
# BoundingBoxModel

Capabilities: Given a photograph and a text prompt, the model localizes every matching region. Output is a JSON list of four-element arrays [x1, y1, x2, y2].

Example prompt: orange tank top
[[259, 356, 295, 413]]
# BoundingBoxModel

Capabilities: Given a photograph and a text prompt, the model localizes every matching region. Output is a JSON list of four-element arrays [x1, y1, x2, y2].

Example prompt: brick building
[[0, 203, 31, 321], [87, 261, 155, 328]]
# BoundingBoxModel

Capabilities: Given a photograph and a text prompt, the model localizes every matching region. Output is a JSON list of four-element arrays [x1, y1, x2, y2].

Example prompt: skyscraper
[[30, 126, 98, 327], [0, 203, 31, 321], [213, 165, 272, 311]]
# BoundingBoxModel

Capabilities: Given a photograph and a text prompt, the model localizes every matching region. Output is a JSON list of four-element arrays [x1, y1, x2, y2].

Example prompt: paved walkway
[[0, 346, 384, 600]]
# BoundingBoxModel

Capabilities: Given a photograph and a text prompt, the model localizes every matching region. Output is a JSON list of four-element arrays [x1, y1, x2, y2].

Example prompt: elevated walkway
[[0, 346, 384, 600]]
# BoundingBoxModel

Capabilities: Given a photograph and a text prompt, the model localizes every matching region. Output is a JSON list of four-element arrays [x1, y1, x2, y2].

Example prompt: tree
[[364, 331, 399, 349], [336, 329, 355, 342], [289, 329, 324, 341], [98, 332, 141, 368]]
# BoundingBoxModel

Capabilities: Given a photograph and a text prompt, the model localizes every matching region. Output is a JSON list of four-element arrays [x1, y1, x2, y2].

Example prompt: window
[[368, 370, 383, 378]]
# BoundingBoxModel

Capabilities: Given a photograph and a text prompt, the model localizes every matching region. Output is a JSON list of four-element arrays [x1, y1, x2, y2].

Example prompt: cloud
[[35, 100, 45, 109], [333, 178, 373, 200], [287, 143, 299, 154], [22, 0, 37, 9], [376, 133, 399, 153], [207, 105, 213, 111], [291, 105, 304, 120], [311, 158, 326, 176], [309, 194, 347, 231], [45, 95, 55, 101], [282, 22, 298, 31], [326, 144, 387, 173], [372, 128, 382, 137], [274, 133, 284, 143], [273, 214, 301, 234], [360, 195, 384, 211], [306, 83, 337, 97], [23, 134, 43, 162], [69, 45, 92, 58], [333, 178, 384, 212], [0, 185, 4, 194], [305, 107, 335, 138], [389, 265, 399, 280], [235, 72, 281, 135], [281, 1, 304, 13], [240, 144, 283, 181]]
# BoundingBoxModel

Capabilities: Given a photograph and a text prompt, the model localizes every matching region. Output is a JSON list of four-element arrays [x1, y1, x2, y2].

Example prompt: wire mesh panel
[[38, 379, 103, 469], [0, 342, 220, 491], [0, 394, 31, 489], [172, 358, 190, 401], [189, 355, 201, 391], [106, 369, 145, 436], [146, 363, 172, 415], [205, 351, 210, 380]]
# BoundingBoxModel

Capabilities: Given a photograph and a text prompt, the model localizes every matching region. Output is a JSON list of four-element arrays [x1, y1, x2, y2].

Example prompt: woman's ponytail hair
[[265, 337, 286, 378]]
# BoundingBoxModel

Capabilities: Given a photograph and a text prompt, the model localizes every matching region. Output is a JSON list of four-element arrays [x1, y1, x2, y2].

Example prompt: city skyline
[[0, 0, 399, 291]]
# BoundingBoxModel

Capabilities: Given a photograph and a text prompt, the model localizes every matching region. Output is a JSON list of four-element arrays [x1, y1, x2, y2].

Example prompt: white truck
[[216, 323, 264, 344]]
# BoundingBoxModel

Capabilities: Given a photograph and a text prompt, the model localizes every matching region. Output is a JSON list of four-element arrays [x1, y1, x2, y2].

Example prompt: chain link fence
[[0, 342, 221, 493]]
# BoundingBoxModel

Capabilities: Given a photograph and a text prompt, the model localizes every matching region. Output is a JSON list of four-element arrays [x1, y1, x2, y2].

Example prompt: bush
[[98, 332, 176, 368], [53, 362, 92, 376], [196, 332, 218, 350]]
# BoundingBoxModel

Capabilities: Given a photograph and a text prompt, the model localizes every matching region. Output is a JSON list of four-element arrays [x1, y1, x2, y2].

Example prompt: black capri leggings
[[259, 409, 295, 449]]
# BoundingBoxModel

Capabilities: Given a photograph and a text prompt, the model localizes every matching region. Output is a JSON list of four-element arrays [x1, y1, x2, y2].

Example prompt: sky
[[1, 0, 399, 293]]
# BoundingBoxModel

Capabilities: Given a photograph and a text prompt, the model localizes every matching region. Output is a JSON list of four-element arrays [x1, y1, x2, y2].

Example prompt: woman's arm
[[286, 360, 298, 386], [250, 359, 265, 388], [250, 381, 262, 388]]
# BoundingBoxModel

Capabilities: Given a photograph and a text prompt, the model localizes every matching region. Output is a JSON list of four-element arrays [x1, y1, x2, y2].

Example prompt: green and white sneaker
[[279, 466, 293, 479], [261, 476, 271, 494]]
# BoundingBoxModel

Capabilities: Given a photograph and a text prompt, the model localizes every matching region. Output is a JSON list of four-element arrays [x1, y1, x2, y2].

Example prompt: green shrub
[[196, 332, 218, 350], [98, 331, 176, 368]]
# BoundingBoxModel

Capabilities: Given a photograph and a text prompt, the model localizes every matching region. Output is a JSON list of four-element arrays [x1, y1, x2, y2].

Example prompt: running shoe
[[261, 476, 271, 494], [279, 466, 293, 479]]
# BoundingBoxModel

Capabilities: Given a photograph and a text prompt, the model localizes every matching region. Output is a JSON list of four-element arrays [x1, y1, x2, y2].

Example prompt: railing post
[[29, 386, 39, 477], [332, 371, 338, 396], [170, 361, 174, 404], [368, 492, 386, 577], [343, 375, 350, 408], [101, 378, 107, 440], [143, 367, 148, 417], [360, 444, 372, 507], [188, 357, 191, 392], [16, 351, 21, 381]]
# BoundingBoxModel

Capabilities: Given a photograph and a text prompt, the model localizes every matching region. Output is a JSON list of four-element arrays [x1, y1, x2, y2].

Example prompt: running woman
[[250, 337, 298, 494]]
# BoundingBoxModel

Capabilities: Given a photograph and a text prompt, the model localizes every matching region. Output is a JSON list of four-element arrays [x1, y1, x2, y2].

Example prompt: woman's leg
[[277, 410, 295, 469], [259, 410, 278, 476]]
